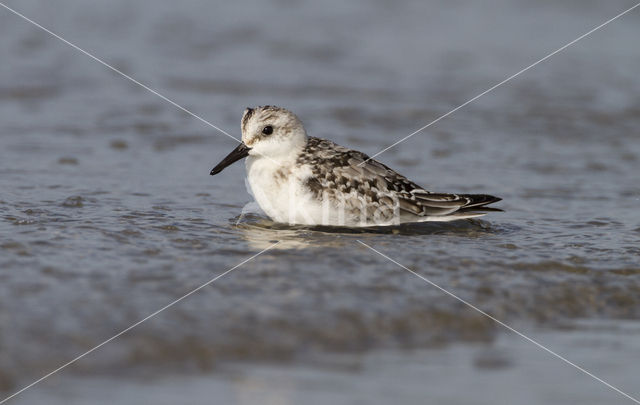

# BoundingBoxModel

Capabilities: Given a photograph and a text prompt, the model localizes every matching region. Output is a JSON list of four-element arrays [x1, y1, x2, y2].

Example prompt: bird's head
[[210, 106, 307, 175]]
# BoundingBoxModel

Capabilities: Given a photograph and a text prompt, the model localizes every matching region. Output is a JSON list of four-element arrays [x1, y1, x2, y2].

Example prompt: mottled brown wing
[[298, 137, 499, 217]]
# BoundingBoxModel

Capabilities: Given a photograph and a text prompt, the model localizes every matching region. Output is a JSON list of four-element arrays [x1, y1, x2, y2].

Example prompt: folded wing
[[298, 137, 501, 220]]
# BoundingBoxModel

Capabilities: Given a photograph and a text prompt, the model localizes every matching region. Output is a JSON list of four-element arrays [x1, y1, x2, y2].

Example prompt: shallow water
[[1, 0, 640, 403], [15, 320, 640, 405]]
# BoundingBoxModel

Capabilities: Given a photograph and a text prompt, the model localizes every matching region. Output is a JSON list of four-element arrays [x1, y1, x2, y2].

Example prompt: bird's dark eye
[[262, 125, 273, 135]]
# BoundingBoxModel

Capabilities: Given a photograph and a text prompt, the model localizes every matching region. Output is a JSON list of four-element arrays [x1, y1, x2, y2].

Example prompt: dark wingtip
[[462, 194, 502, 208]]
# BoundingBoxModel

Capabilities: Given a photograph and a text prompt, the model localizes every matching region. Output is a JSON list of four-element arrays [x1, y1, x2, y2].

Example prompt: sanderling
[[210, 106, 501, 227]]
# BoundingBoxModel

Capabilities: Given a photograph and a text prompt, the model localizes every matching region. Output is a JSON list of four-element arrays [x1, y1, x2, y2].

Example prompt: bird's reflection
[[233, 211, 500, 250], [235, 215, 351, 250]]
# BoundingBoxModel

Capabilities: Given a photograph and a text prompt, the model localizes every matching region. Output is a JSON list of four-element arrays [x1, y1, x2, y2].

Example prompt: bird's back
[[296, 137, 500, 225]]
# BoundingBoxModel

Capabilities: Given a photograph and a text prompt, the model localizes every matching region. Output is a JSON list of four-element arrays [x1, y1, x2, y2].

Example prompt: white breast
[[245, 156, 325, 225]]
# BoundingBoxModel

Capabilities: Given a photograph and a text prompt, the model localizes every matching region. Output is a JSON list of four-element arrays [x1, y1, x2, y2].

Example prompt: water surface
[[1, 0, 640, 403]]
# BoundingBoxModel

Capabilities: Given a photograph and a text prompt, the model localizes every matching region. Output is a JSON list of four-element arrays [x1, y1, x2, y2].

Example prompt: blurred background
[[1, 0, 639, 404]]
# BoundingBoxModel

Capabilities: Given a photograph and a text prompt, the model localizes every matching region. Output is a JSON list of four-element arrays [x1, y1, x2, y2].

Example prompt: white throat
[[244, 137, 315, 224]]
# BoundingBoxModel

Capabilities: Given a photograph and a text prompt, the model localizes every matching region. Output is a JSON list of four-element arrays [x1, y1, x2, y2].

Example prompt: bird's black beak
[[210, 143, 251, 175]]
